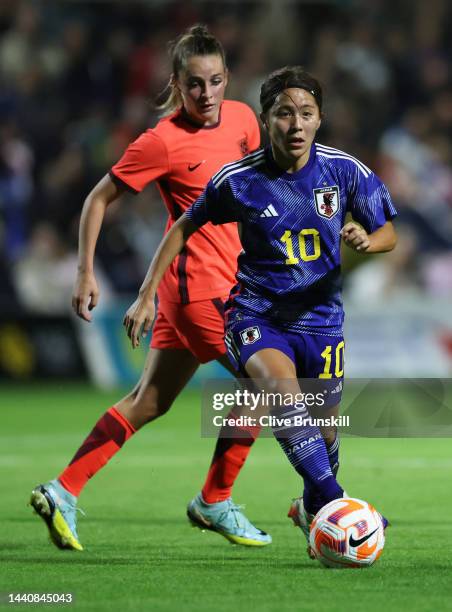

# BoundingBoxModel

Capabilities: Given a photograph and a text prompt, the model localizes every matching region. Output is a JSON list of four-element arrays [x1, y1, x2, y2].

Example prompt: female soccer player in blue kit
[[124, 66, 397, 553]]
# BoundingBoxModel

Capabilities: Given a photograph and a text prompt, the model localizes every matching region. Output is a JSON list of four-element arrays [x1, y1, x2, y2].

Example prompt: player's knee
[[320, 426, 337, 446]]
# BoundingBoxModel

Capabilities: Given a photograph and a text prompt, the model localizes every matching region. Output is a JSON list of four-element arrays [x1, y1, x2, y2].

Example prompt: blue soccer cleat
[[187, 493, 272, 547], [30, 479, 83, 551]]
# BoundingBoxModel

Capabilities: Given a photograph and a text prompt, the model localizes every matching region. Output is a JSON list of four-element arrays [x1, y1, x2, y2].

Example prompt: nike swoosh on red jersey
[[188, 160, 207, 171]]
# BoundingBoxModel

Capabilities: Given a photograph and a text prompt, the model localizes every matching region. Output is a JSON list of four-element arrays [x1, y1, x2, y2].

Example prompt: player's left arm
[[344, 162, 398, 254], [123, 178, 239, 347], [341, 220, 397, 253]]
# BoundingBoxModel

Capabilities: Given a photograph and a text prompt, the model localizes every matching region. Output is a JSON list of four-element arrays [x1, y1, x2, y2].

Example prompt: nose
[[292, 112, 303, 130], [202, 83, 214, 99]]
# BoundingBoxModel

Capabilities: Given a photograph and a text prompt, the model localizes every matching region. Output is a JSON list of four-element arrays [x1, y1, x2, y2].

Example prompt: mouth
[[199, 103, 216, 113], [287, 138, 305, 148]]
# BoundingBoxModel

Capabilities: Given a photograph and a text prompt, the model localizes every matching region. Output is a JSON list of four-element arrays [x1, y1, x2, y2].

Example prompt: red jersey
[[110, 100, 260, 303]]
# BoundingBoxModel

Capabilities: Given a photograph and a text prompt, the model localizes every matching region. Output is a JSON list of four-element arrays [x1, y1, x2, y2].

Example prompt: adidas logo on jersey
[[260, 204, 279, 217]]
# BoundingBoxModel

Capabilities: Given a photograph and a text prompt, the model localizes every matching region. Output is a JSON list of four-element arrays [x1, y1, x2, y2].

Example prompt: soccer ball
[[309, 497, 385, 568]]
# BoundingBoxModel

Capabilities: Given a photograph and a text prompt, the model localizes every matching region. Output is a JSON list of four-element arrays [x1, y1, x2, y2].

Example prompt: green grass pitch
[[1, 383, 452, 612]]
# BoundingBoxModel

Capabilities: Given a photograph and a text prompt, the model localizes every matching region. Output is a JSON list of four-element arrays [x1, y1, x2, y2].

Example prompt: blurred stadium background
[[0, 0, 451, 386]]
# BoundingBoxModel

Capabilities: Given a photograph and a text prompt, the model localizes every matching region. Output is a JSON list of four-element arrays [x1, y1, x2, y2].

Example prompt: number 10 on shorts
[[319, 341, 344, 378]]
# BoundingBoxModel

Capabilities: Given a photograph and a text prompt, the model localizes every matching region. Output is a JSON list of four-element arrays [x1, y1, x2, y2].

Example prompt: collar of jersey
[[179, 105, 222, 130], [265, 143, 316, 181]]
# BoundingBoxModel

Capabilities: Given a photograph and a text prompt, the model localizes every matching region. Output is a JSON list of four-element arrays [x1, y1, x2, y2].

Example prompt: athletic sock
[[201, 410, 261, 503], [303, 434, 340, 515], [271, 407, 343, 513], [327, 434, 340, 477], [58, 406, 136, 497]]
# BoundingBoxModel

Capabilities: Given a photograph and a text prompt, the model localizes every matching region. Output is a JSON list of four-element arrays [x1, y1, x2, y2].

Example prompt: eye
[[276, 110, 292, 118], [303, 112, 313, 118], [186, 79, 202, 89], [211, 78, 223, 86]]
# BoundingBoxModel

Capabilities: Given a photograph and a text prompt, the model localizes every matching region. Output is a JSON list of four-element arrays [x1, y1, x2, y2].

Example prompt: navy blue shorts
[[225, 315, 344, 406]]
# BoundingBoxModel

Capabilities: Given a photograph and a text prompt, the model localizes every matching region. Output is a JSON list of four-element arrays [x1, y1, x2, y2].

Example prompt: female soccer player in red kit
[[30, 25, 271, 550]]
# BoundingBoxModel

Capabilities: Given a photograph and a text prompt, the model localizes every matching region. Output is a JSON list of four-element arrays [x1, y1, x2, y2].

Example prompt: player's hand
[[72, 271, 100, 321], [340, 222, 370, 252], [123, 295, 155, 349]]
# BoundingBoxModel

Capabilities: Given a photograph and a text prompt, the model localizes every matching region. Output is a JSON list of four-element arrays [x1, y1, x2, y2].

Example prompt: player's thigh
[[118, 347, 199, 426], [225, 317, 299, 394], [136, 347, 199, 404], [247, 348, 297, 383], [136, 304, 200, 405]]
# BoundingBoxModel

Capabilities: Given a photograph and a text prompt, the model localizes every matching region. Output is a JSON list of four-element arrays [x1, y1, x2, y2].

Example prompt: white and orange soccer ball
[[309, 497, 385, 568]]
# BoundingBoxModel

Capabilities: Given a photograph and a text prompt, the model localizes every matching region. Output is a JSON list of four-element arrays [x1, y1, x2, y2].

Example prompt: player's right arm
[[72, 175, 125, 321], [73, 129, 170, 322], [123, 213, 199, 348]]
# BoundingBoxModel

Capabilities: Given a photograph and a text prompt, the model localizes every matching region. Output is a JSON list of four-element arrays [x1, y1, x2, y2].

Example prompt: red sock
[[201, 413, 261, 503], [58, 406, 136, 497]]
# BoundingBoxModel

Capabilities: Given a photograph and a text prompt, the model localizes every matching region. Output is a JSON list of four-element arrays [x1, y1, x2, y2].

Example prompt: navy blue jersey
[[186, 144, 397, 334]]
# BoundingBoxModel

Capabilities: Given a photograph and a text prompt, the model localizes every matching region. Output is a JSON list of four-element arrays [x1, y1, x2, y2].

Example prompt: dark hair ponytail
[[158, 24, 227, 116]]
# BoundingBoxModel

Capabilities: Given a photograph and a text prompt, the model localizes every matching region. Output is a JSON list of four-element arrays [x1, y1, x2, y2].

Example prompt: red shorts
[[150, 297, 228, 363]]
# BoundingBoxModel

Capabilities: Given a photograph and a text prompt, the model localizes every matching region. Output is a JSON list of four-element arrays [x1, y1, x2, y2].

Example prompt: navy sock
[[270, 407, 343, 511], [303, 434, 340, 515]]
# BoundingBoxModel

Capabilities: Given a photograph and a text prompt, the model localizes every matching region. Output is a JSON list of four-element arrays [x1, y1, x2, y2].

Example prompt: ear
[[316, 111, 324, 131], [260, 112, 268, 130], [224, 68, 229, 88], [170, 73, 178, 90]]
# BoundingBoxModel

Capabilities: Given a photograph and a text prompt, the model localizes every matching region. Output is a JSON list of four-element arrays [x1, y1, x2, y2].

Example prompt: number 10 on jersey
[[280, 229, 321, 264]]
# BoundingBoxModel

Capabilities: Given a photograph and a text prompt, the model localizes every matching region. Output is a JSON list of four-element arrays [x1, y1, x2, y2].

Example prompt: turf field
[[1, 383, 452, 612]]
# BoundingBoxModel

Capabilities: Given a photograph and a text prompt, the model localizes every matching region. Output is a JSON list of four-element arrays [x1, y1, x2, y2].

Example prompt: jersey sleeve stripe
[[316, 143, 372, 173], [212, 148, 264, 183], [316, 144, 372, 176], [212, 150, 265, 187], [316, 151, 371, 178], [108, 170, 139, 194], [213, 155, 266, 188]]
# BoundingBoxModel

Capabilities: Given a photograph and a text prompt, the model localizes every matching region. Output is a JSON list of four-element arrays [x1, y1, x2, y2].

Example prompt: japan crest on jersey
[[240, 326, 261, 345], [313, 186, 340, 219]]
